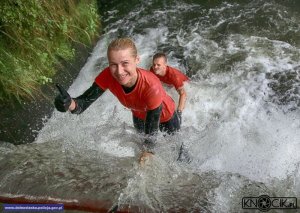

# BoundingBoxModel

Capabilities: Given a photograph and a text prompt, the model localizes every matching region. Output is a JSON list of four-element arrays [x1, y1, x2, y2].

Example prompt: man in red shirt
[[54, 38, 180, 161], [150, 53, 189, 124]]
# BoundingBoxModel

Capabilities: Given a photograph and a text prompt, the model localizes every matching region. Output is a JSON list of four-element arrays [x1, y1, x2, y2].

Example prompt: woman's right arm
[[70, 82, 105, 114]]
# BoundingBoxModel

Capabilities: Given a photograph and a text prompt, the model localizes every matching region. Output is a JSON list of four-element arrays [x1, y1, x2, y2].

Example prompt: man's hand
[[54, 83, 72, 112]]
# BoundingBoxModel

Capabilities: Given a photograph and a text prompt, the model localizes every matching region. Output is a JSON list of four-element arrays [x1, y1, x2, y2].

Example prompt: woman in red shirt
[[54, 38, 180, 157]]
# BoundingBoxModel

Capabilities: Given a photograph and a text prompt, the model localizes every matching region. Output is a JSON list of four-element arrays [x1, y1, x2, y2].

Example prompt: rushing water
[[1, 0, 300, 212]]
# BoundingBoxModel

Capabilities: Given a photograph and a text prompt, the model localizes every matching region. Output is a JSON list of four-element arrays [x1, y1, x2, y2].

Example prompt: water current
[[1, 0, 300, 212]]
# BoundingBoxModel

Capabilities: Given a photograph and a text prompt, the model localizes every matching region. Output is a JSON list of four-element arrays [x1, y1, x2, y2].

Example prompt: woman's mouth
[[118, 74, 128, 82]]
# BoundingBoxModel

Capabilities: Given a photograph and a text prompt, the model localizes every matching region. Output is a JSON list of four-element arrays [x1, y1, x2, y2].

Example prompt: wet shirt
[[95, 67, 175, 122], [150, 66, 189, 90]]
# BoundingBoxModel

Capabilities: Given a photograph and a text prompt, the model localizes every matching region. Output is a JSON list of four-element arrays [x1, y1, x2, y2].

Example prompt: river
[[1, 0, 299, 212]]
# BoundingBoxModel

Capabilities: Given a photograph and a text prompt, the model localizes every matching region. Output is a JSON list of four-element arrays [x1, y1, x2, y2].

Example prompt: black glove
[[54, 83, 72, 112], [177, 110, 182, 125]]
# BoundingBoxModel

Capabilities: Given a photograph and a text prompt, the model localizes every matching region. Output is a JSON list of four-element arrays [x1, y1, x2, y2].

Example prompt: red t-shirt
[[150, 66, 189, 90], [95, 67, 175, 122]]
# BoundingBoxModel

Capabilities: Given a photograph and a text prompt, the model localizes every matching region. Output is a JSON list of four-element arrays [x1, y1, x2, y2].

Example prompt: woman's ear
[[135, 55, 140, 64]]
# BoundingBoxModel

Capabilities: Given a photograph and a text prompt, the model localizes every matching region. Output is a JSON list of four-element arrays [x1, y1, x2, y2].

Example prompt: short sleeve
[[143, 82, 163, 110], [168, 67, 188, 90], [173, 76, 185, 89]]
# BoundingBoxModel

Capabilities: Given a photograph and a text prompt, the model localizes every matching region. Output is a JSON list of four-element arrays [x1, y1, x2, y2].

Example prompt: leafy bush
[[0, 0, 100, 103]]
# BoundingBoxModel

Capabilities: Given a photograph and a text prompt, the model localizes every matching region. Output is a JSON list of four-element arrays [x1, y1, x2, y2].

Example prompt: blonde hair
[[107, 38, 137, 57]]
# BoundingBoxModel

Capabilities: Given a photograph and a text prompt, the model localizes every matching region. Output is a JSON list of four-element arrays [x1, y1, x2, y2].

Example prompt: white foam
[[97, 139, 135, 158], [31, 0, 300, 201], [181, 33, 300, 183]]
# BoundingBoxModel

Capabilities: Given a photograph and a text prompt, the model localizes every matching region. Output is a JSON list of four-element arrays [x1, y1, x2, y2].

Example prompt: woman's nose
[[116, 64, 124, 74]]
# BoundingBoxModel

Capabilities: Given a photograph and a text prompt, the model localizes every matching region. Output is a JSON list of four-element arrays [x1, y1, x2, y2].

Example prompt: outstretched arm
[[54, 82, 104, 114], [71, 82, 105, 114]]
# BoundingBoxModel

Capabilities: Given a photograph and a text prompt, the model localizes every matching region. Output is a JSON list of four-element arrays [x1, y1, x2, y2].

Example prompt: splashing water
[[1, 0, 300, 212]]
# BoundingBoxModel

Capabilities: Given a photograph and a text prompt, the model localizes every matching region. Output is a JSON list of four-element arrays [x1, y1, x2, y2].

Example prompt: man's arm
[[177, 87, 187, 112]]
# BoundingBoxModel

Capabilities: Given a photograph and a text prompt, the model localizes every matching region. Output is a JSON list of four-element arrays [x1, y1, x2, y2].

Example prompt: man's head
[[107, 38, 140, 87], [152, 53, 167, 76]]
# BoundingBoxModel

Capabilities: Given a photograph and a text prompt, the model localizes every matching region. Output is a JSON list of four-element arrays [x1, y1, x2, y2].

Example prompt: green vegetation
[[0, 0, 100, 104]]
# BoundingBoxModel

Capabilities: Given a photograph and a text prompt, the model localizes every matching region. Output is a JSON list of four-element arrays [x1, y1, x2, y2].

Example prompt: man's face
[[152, 57, 167, 76], [108, 48, 139, 87]]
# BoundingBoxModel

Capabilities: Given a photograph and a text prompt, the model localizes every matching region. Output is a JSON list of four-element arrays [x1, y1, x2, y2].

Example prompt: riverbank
[[0, 42, 95, 145], [0, 0, 101, 144], [0, 0, 100, 104]]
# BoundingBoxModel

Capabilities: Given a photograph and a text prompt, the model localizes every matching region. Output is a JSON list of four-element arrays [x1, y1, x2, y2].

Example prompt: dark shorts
[[133, 111, 181, 135]]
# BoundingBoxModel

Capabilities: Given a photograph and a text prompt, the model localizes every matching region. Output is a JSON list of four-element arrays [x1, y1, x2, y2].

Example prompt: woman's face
[[108, 48, 140, 87]]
